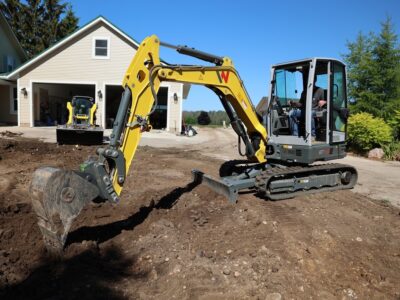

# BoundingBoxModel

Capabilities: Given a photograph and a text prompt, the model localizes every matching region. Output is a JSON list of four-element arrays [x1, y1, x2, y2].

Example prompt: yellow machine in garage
[[30, 35, 357, 252], [56, 96, 104, 145]]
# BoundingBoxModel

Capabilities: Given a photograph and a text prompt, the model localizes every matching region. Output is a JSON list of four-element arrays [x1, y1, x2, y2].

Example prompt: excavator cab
[[265, 58, 349, 164]]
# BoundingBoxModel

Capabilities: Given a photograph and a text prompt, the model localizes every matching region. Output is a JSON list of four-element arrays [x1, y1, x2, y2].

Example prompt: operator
[[288, 83, 326, 138]]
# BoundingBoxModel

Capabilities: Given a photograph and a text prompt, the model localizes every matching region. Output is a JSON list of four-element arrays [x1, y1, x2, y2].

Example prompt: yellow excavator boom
[[112, 35, 267, 195]]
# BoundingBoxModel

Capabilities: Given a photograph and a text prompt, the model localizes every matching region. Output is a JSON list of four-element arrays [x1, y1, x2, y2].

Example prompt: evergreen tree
[[343, 17, 400, 120], [0, 0, 78, 58], [197, 111, 211, 125]]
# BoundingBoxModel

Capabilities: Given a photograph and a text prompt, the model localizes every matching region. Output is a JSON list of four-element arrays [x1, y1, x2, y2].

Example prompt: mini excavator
[[30, 35, 357, 252]]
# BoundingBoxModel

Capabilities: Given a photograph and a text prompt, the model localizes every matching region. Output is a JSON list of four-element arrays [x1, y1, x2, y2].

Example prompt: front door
[[329, 62, 347, 143]]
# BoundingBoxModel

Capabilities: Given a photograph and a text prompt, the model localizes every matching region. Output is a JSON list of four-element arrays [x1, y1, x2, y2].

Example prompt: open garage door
[[105, 85, 168, 129], [149, 87, 168, 129], [105, 85, 124, 129], [32, 83, 95, 126]]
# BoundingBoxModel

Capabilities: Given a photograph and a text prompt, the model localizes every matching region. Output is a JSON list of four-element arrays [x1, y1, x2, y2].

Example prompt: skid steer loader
[[56, 96, 104, 145]]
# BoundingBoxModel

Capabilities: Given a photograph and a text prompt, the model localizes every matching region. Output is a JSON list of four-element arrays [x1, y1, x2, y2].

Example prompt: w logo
[[217, 70, 230, 83]]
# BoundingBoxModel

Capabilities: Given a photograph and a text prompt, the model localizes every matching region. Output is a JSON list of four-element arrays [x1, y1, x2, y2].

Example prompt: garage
[[32, 82, 95, 126], [105, 85, 124, 129], [105, 85, 169, 129], [149, 87, 168, 129]]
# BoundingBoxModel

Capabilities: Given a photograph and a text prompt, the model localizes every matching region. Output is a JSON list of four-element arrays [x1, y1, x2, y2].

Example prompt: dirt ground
[[0, 136, 400, 299], [2, 126, 399, 207]]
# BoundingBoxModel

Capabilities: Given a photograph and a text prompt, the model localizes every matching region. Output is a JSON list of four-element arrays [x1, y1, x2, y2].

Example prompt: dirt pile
[[0, 137, 399, 299]]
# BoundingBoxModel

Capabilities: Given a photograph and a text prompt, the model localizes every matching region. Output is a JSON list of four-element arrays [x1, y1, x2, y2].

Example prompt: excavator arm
[[107, 35, 267, 197], [30, 35, 268, 252]]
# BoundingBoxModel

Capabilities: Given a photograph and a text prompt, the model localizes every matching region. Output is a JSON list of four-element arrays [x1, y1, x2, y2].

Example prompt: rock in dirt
[[3, 229, 14, 240], [222, 267, 231, 275], [265, 292, 282, 300], [368, 148, 384, 159]]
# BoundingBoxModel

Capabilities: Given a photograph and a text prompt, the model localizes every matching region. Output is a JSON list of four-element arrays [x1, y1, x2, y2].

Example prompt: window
[[274, 63, 309, 106], [10, 86, 17, 114], [7, 56, 15, 72], [331, 63, 347, 142], [93, 37, 110, 59], [2, 55, 16, 72]]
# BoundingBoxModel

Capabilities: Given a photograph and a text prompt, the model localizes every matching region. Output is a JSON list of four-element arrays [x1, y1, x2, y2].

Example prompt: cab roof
[[272, 57, 345, 68]]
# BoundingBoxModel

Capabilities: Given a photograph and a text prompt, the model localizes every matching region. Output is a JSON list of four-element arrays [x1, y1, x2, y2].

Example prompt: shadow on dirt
[[66, 179, 200, 246], [0, 246, 144, 300]]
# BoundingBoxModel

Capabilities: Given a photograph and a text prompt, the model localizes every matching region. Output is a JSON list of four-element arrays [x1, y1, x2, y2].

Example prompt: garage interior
[[33, 83, 95, 126], [105, 85, 124, 129], [105, 85, 168, 129], [149, 86, 168, 129]]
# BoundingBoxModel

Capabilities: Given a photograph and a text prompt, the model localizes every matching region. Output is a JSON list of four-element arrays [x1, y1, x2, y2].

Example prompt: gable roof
[[6, 15, 140, 80], [256, 96, 269, 116], [0, 11, 28, 63]]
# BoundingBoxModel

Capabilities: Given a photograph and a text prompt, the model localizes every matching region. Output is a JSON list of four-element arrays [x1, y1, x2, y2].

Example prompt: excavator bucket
[[30, 167, 100, 252], [56, 127, 104, 145]]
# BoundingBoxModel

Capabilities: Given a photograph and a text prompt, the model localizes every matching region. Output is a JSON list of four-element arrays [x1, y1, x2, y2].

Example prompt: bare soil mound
[[0, 138, 399, 299]]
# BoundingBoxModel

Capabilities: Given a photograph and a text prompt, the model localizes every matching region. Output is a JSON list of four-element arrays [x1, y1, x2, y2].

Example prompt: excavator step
[[56, 127, 104, 145]]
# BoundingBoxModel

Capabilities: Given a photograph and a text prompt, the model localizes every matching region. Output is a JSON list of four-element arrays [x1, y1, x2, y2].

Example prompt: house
[[0, 15, 189, 131], [0, 11, 27, 125]]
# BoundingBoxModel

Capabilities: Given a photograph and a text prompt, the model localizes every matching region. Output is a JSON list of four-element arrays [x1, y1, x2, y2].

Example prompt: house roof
[[6, 15, 140, 80], [0, 11, 28, 62], [256, 96, 269, 116]]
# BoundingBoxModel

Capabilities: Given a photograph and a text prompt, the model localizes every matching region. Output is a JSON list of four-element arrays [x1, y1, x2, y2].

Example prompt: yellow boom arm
[[109, 35, 267, 196]]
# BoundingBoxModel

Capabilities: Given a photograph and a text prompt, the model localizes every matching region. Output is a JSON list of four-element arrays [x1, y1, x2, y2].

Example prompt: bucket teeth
[[30, 167, 100, 252]]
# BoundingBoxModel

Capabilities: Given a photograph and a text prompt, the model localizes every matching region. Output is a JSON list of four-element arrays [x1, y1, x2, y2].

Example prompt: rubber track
[[254, 163, 358, 200]]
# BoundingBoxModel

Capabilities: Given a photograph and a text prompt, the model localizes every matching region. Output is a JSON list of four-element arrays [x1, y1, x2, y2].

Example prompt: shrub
[[383, 141, 400, 161], [388, 109, 400, 140], [347, 112, 392, 151], [184, 116, 196, 125]]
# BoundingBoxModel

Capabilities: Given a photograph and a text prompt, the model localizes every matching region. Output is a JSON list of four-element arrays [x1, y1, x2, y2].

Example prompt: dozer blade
[[30, 167, 100, 253], [56, 127, 104, 145]]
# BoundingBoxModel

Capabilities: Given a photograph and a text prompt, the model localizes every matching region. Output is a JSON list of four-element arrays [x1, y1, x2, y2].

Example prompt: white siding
[[163, 82, 182, 132]]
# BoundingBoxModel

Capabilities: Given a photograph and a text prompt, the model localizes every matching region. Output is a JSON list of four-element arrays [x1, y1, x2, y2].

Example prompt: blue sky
[[69, 0, 400, 111]]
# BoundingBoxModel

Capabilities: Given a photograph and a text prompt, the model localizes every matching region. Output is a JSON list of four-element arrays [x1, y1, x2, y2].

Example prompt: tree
[[184, 115, 196, 125], [197, 111, 211, 125], [0, 0, 78, 58], [343, 17, 400, 121], [388, 109, 400, 139]]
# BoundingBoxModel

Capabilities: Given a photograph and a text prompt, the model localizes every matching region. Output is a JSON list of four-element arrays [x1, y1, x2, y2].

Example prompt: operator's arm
[[313, 87, 326, 108]]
